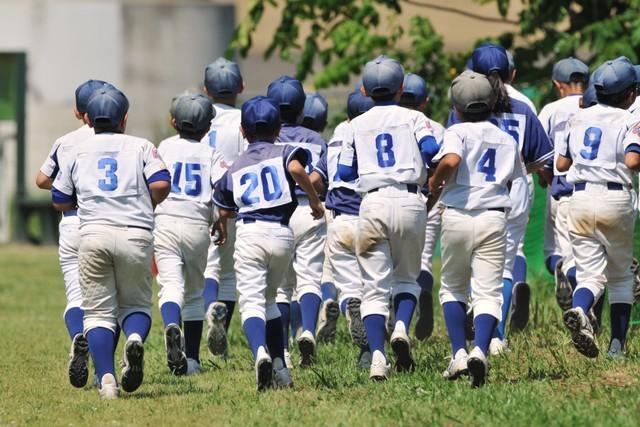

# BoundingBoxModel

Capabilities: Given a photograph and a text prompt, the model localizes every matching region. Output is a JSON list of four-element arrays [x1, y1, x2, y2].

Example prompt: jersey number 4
[[98, 157, 118, 191], [172, 162, 202, 196], [579, 127, 602, 161], [477, 148, 497, 182], [240, 166, 282, 205]]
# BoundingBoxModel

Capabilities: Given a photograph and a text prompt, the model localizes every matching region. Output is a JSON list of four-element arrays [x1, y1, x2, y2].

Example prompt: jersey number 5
[[477, 148, 497, 182], [98, 157, 118, 191], [579, 127, 602, 161], [240, 166, 282, 205], [375, 133, 396, 168]]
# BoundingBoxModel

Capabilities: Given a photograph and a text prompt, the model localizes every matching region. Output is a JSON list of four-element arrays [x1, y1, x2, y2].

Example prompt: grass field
[[2, 244, 640, 426]]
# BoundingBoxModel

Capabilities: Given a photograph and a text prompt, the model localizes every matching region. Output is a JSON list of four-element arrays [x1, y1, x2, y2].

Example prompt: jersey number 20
[[240, 166, 282, 205]]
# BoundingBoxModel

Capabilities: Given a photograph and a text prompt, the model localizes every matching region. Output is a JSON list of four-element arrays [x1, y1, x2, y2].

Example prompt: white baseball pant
[[321, 208, 335, 285], [326, 213, 363, 307], [503, 175, 533, 280], [439, 208, 506, 320], [59, 215, 82, 315], [543, 190, 560, 262], [78, 224, 153, 333], [555, 195, 575, 274], [421, 205, 442, 274], [205, 218, 237, 302]]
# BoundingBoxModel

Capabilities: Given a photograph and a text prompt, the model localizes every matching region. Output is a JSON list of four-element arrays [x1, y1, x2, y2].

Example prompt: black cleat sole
[[467, 357, 487, 388], [256, 359, 273, 392], [121, 340, 145, 392], [316, 300, 340, 344], [414, 289, 434, 341], [68, 334, 89, 388], [165, 325, 187, 376], [207, 304, 228, 356], [347, 299, 368, 347], [510, 282, 530, 332], [391, 337, 414, 372], [563, 310, 599, 358], [298, 337, 315, 368]]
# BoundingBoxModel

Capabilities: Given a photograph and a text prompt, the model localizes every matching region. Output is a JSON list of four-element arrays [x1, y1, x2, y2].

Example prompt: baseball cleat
[[165, 324, 188, 376], [390, 322, 415, 372], [98, 373, 119, 400], [346, 298, 368, 347], [489, 338, 508, 356], [563, 308, 599, 358], [316, 298, 340, 344], [68, 333, 90, 388], [357, 347, 372, 370], [443, 349, 468, 380], [467, 347, 488, 388], [255, 346, 273, 392], [297, 330, 316, 367], [283, 349, 293, 369], [186, 358, 201, 376], [607, 338, 624, 360], [509, 282, 530, 332], [369, 350, 391, 381], [272, 357, 293, 389], [206, 302, 228, 356], [554, 261, 573, 311], [414, 288, 434, 341], [121, 336, 145, 393]]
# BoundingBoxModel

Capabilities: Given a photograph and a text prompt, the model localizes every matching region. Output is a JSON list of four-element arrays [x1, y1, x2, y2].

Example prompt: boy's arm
[[428, 153, 461, 194], [556, 154, 572, 173], [288, 159, 324, 220]]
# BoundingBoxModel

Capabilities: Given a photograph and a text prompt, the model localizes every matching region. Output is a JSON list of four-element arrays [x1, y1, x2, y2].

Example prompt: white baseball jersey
[[40, 124, 94, 180], [628, 97, 640, 115], [562, 104, 640, 186], [53, 133, 168, 229], [339, 105, 433, 192], [538, 95, 582, 175], [434, 121, 524, 210], [155, 136, 217, 223], [507, 84, 537, 114], [201, 103, 247, 165], [327, 121, 357, 192]]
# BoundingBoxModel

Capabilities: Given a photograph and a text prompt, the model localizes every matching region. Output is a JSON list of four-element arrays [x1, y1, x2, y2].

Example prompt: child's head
[[301, 93, 328, 132], [204, 57, 244, 106], [240, 96, 282, 143], [85, 88, 129, 134], [347, 90, 375, 120], [552, 57, 589, 97], [399, 73, 429, 111], [74, 80, 115, 122], [171, 93, 215, 141], [580, 82, 597, 109], [266, 76, 306, 124], [592, 57, 638, 109], [450, 71, 495, 123], [470, 44, 511, 114], [362, 55, 405, 103]]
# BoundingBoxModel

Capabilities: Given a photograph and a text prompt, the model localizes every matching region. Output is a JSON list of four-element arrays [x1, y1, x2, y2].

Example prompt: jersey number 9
[[579, 127, 602, 161]]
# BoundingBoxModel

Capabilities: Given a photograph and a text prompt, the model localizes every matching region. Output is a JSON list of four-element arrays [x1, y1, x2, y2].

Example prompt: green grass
[[2, 244, 640, 426]]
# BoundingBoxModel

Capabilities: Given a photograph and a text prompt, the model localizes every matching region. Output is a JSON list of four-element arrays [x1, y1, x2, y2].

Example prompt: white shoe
[[467, 347, 488, 388], [316, 299, 340, 343], [489, 338, 508, 356], [297, 330, 316, 367], [99, 373, 119, 400], [563, 307, 599, 358], [369, 350, 391, 381], [443, 349, 468, 380], [607, 338, 624, 359], [206, 302, 229, 356], [284, 349, 293, 369], [272, 357, 293, 389], [186, 358, 202, 375], [121, 335, 144, 393], [255, 346, 273, 392], [390, 322, 414, 372]]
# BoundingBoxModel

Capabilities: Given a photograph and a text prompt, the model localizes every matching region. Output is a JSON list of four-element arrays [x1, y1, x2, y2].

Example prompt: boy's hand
[[310, 199, 325, 220]]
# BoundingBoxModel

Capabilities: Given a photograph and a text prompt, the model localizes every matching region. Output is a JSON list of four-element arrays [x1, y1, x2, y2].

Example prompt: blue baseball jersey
[[276, 124, 327, 197], [212, 141, 307, 224]]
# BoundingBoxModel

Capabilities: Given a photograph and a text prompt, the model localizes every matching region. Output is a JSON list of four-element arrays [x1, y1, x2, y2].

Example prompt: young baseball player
[[338, 55, 439, 380], [400, 73, 445, 341], [201, 57, 247, 357], [212, 96, 324, 391], [36, 79, 115, 388], [430, 70, 524, 387], [154, 93, 216, 376], [268, 76, 327, 366], [557, 57, 640, 359], [52, 88, 171, 399]]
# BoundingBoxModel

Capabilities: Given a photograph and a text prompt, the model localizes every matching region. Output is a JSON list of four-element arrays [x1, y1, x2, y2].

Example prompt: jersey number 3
[[477, 148, 497, 182], [376, 133, 396, 168], [98, 157, 118, 191]]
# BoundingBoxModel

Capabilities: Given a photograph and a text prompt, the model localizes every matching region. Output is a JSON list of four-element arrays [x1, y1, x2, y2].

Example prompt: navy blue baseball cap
[[362, 55, 405, 97], [267, 75, 306, 113], [471, 44, 509, 81], [75, 80, 115, 114], [401, 73, 429, 105], [302, 93, 328, 129], [552, 57, 589, 83], [635, 65, 640, 84], [173, 93, 215, 133], [204, 57, 243, 97], [347, 91, 374, 120], [591, 56, 637, 95], [581, 82, 597, 108], [86, 88, 129, 128], [241, 96, 281, 135]]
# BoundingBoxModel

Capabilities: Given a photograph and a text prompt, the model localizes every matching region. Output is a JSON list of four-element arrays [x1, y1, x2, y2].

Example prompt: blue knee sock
[[340, 299, 349, 316], [266, 317, 285, 361], [545, 255, 562, 276], [277, 303, 290, 349], [86, 327, 115, 383], [243, 317, 266, 359], [290, 300, 302, 339], [514, 255, 527, 284], [443, 301, 467, 355], [203, 278, 219, 311], [394, 293, 417, 330], [497, 278, 513, 339], [160, 302, 181, 327], [300, 293, 321, 334], [610, 303, 631, 346], [363, 314, 386, 354], [567, 267, 577, 291], [321, 282, 338, 301], [572, 288, 594, 313], [222, 301, 235, 330], [122, 312, 152, 341], [474, 314, 498, 356], [184, 320, 202, 362], [417, 270, 434, 293], [64, 307, 84, 339]]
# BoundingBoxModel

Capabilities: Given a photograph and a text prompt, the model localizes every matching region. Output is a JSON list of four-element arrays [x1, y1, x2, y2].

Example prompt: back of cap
[[362, 55, 405, 97], [267, 76, 306, 114], [552, 57, 589, 83], [592, 57, 636, 95], [204, 57, 243, 97], [450, 70, 495, 114], [400, 73, 428, 106], [86, 88, 129, 128], [75, 80, 115, 114], [173, 93, 215, 134], [471, 44, 509, 81]]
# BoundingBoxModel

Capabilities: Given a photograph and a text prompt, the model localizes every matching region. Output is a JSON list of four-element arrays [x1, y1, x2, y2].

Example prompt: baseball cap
[[169, 90, 191, 118], [302, 93, 328, 129], [173, 93, 215, 134], [635, 65, 640, 83], [241, 96, 281, 135], [75, 80, 115, 114], [450, 70, 495, 114], [267, 76, 306, 113], [347, 90, 375, 120], [86, 88, 129, 128], [400, 73, 429, 105], [204, 57, 243, 97], [552, 57, 589, 83], [471, 44, 509, 81], [581, 82, 597, 108], [591, 56, 637, 95], [362, 55, 405, 97]]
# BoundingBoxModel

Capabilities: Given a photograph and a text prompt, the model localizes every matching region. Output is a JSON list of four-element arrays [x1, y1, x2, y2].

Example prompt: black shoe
[[121, 338, 145, 392], [165, 324, 188, 376], [206, 302, 228, 356], [510, 282, 530, 332], [563, 308, 599, 358], [555, 261, 573, 311], [465, 308, 475, 341], [316, 299, 340, 344], [357, 346, 372, 370], [297, 330, 316, 367], [346, 298, 368, 347], [68, 334, 89, 388], [390, 323, 414, 372], [414, 289, 434, 341]]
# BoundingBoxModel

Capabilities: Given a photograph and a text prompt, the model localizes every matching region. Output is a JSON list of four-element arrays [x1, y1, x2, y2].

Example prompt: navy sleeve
[[521, 108, 554, 168], [51, 187, 75, 205], [314, 150, 329, 182], [418, 135, 440, 167], [212, 172, 238, 211], [146, 169, 171, 184], [283, 145, 309, 169]]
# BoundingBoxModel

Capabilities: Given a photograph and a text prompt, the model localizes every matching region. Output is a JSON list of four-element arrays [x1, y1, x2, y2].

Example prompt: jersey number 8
[[375, 133, 396, 168], [240, 166, 282, 205]]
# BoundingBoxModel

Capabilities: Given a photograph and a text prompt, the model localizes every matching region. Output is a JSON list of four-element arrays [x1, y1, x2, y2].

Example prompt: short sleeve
[[212, 171, 238, 211], [433, 126, 464, 163], [51, 145, 76, 199], [623, 119, 640, 154], [142, 141, 168, 180], [337, 123, 356, 168], [521, 109, 554, 168], [314, 150, 328, 181], [284, 145, 308, 168], [40, 139, 63, 178], [537, 105, 552, 138]]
